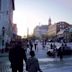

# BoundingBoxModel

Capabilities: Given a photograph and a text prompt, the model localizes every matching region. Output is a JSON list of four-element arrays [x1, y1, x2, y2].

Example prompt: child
[[26, 50, 42, 72]]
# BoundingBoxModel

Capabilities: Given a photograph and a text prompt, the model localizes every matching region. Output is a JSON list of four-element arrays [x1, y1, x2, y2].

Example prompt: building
[[48, 18, 51, 26], [57, 26, 72, 42], [56, 22, 70, 32], [48, 21, 70, 40], [48, 24, 57, 37], [33, 25, 48, 38], [0, 0, 15, 48], [12, 24, 18, 39], [12, 24, 17, 35]]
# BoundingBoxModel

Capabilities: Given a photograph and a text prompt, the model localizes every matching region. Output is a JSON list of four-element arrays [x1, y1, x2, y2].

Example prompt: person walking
[[26, 50, 42, 72], [29, 40, 33, 51], [58, 44, 64, 61], [34, 40, 38, 51], [9, 41, 27, 72], [50, 43, 53, 49]]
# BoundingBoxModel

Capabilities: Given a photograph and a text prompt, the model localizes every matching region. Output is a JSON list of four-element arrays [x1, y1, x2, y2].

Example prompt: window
[[0, 0, 1, 10]]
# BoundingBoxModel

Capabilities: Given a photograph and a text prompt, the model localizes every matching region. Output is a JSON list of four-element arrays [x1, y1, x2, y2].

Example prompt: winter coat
[[26, 57, 42, 72], [9, 45, 27, 69]]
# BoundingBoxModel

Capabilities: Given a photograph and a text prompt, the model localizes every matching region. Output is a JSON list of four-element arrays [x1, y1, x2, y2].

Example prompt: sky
[[13, 0, 72, 37]]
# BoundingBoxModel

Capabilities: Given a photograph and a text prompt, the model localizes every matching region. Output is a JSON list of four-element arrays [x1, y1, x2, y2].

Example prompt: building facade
[[0, 0, 15, 48], [12, 24, 17, 35], [48, 24, 57, 37], [33, 25, 48, 38], [48, 21, 70, 40]]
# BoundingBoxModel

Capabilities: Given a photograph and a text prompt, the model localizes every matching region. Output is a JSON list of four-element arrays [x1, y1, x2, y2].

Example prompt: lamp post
[[2, 27, 5, 51]]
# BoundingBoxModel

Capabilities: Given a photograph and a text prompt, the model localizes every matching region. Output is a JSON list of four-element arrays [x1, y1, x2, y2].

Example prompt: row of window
[[0, 0, 1, 10]]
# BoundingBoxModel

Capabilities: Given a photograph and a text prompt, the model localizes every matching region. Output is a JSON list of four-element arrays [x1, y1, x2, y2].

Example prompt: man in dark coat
[[9, 41, 27, 72], [58, 44, 64, 61], [29, 40, 33, 51]]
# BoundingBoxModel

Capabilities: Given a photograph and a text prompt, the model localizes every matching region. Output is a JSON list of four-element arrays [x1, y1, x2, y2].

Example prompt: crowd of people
[[47, 42, 72, 61], [8, 39, 42, 72], [1, 37, 71, 72]]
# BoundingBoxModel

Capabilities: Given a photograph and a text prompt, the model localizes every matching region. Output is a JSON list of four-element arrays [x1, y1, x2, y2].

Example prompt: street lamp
[[2, 26, 5, 48]]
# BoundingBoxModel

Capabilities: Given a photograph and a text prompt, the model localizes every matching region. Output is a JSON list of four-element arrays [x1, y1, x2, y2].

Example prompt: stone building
[[0, 0, 15, 48], [33, 25, 48, 39]]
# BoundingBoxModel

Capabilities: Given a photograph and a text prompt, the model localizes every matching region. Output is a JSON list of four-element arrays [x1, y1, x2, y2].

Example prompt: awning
[[57, 30, 64, 35]]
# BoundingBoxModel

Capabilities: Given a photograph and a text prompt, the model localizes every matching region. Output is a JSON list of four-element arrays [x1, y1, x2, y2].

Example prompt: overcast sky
[[13, 0, 72, 36]]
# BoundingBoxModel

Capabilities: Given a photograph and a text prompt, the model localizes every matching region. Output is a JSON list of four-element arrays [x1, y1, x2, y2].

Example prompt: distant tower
[[48, 18, 51, 26], [27, 27, 29, 38]]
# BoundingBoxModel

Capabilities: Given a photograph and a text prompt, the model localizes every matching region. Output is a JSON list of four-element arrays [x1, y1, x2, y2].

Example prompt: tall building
[[0, 0, 15, 48]]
